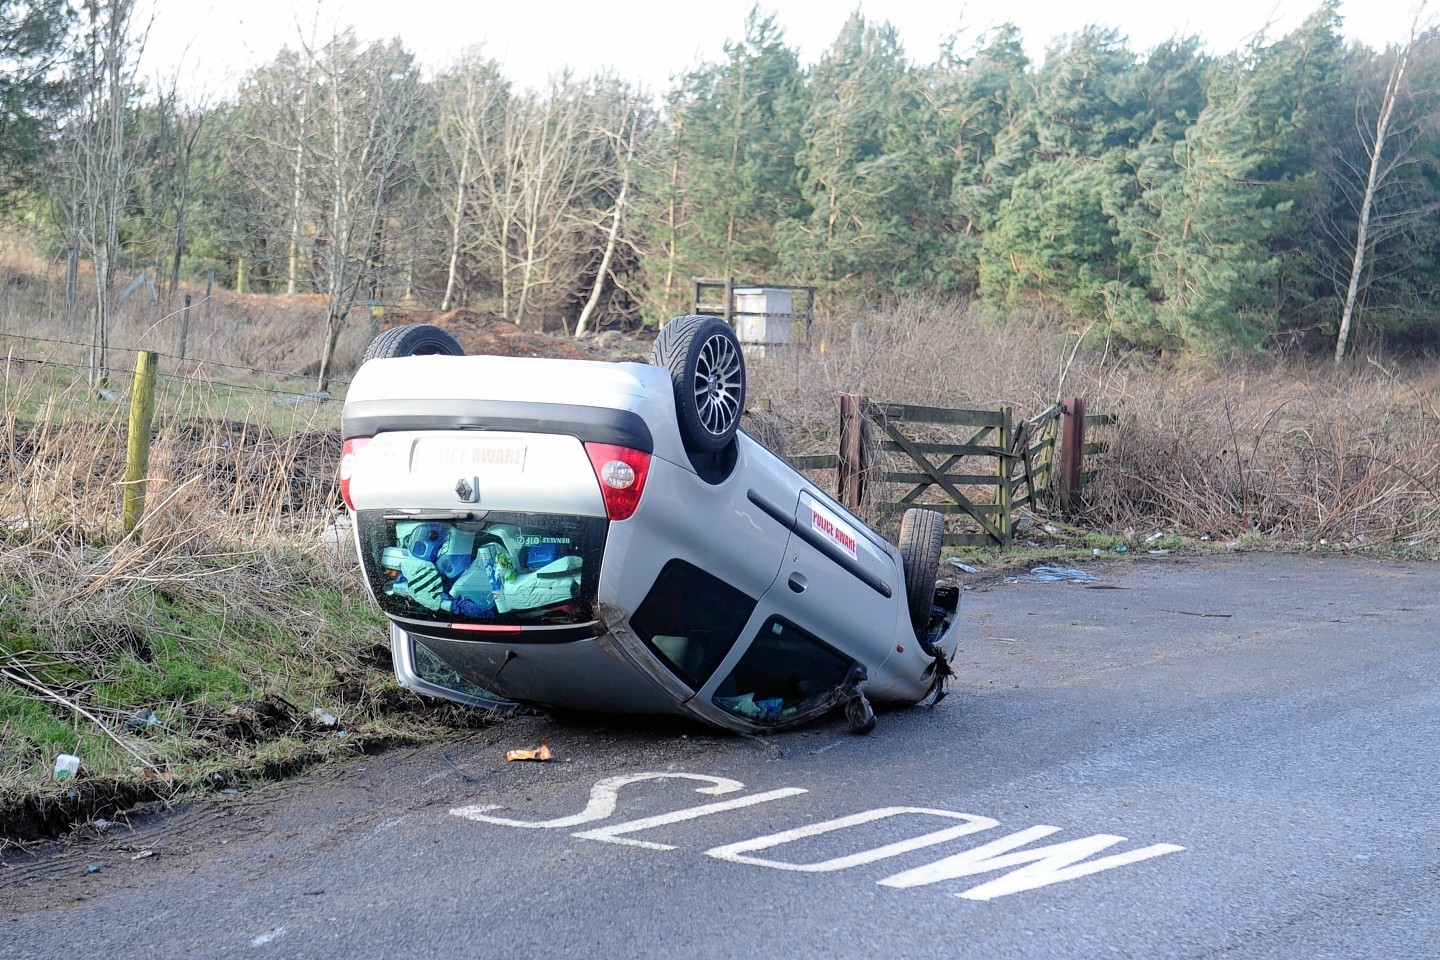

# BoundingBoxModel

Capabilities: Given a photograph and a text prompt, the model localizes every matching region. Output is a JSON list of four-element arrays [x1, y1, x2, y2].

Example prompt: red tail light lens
[[584, 442, 651, 521], [339, 437, 372, 511]]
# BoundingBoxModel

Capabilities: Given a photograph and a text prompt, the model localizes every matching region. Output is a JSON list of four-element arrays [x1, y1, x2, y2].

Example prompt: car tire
[[362, 323, 465, 362], [651, 315, 746, 453], [899, 508, 944, 629]]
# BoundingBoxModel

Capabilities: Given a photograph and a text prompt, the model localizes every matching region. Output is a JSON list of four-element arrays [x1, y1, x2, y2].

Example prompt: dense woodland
[[3, 0, 1439, 381]]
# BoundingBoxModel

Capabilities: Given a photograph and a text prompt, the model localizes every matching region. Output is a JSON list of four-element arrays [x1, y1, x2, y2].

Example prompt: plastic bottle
[[476, 544, 512, 613], [381, 547, 409, 578], [521, 542, 561, 570], [436, 529, 477, 581], [407, 523, 447, 562]]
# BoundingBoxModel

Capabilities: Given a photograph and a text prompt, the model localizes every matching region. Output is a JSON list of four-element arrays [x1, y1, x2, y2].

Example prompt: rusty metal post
[[1059, 396, 1086, 514], [838, 394, 866, 511]]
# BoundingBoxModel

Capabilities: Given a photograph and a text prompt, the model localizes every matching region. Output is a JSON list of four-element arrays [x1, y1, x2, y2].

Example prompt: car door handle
[[788, 572, 807, 593]]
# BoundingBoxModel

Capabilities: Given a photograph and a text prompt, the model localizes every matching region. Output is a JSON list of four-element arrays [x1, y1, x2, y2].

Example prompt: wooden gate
[[781, 396, 1109, 547]]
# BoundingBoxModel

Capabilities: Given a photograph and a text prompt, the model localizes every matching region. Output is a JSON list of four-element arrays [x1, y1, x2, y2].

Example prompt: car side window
[[630, 560, 756, 690], [712, 618, 856, 724]]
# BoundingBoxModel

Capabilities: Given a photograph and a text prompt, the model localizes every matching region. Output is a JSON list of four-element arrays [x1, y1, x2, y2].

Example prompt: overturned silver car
[[339, 317, 962, 734]]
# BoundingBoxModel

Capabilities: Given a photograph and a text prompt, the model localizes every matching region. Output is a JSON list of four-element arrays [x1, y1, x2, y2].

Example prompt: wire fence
[[3, 339, 345, 543], [1, 331, 352, 395]]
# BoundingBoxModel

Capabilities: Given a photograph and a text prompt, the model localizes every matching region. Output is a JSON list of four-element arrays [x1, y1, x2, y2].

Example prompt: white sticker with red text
[[413, 438, 527, 473], [809, 502, 859, 560]]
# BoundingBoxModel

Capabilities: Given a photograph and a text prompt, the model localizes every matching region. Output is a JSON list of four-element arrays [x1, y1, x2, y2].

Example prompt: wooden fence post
[[177, 294, 192, 364], [122, 351, 159, 536], [838, 394, 866, 511], [998, 405, 1013, 542], [66, 246, 78, 328], [1060, 396, 1086, 514]]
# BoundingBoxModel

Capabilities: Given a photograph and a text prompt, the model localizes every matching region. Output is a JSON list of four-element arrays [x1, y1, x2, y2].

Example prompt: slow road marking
[[451, 772, 1184, 901]]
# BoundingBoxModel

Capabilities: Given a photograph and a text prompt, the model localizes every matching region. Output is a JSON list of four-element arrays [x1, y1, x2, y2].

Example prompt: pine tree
[[975, 28, 1137, 317], [935, 25, 1034, 293], [1113, 59, 1283, 352], [776, 13, 939, 287], [0, 0, 72, 203], [661, 8, 806, 287]]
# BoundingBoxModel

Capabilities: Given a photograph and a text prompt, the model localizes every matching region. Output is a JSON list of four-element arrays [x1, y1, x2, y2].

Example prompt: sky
[[137, 0, 1419, 100]]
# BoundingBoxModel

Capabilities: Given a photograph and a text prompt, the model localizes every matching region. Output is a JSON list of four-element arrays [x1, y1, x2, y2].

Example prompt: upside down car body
[[340, 317, 962, 734]]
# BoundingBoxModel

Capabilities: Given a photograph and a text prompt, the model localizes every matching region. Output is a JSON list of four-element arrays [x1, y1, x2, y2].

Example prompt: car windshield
[[712, 617, 856, 725], [629, 559, 757, 690], [355, 510, 605, 627]]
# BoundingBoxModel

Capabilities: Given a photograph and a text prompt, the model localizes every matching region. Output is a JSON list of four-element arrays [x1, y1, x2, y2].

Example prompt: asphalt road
[[3, 553, 1438, 960]]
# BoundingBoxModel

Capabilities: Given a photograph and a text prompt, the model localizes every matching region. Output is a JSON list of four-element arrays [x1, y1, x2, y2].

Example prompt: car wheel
[[362, 323, 465, 362], [651, 315, 746, 453], [899, 508, 944, 629]]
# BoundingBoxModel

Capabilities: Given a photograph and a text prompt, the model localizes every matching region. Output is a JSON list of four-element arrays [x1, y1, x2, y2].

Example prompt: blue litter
[[1028, 566, 1098, 583]]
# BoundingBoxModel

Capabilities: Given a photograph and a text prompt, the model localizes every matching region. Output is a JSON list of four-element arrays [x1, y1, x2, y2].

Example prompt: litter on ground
[[1027, 566, 1099, 583]]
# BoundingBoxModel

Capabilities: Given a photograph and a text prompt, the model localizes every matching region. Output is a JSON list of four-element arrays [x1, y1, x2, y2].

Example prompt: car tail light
[[339, 437, 371, 511], [584, 442, 651, 521]]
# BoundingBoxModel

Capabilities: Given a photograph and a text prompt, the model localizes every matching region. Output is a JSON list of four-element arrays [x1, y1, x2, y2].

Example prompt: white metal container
[[732, 287, 794, 353]]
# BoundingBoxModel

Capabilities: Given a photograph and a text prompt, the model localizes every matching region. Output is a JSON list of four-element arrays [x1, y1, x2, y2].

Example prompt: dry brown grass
[[0, 347, 408, 837], [0, 240, 381, 381], [1088, 357, 1440, 544], [748, 295, 1072, 441], [748, 295, 1440, 548]]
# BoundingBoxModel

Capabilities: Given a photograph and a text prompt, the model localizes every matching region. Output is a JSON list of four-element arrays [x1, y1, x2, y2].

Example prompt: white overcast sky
[[138, 0, 1418, 101]]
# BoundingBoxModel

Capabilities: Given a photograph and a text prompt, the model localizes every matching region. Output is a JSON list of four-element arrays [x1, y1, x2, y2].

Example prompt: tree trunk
[[575, 134, 633, 338], [1335, 15, 1418, 365], [287, 81, 309, 296], [442, 130, 470, 311]]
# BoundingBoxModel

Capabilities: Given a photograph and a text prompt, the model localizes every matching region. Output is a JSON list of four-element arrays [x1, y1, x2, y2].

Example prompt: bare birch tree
[[138, 80, 213, 301], [305, 34, 422, 390], [230, 46, 323, 294], [575, 101, 642, 337], [468, 93, 529, 315], [1334, 5, 1435, 364], [510, 79, 593, 326], [54, 0, 146, 388], [286, 64, 314, 296], [433, 51, 509, 310]]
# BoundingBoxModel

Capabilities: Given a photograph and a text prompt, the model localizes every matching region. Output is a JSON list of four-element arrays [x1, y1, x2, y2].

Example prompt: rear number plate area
[[412, 437, 528, 474]]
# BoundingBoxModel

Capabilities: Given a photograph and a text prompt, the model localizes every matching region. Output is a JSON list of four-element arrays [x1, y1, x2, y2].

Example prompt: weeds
[[0, 353, 484, 842], [747, 300, 1440, 551]]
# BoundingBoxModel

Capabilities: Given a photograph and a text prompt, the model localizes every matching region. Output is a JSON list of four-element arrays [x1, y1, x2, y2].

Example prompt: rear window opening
[[411, 636, 510, 703], [356, 510, 605, 627]]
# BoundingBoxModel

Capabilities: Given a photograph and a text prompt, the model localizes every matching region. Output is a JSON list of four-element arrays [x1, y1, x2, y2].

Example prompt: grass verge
[[0, 361, 502, 844]]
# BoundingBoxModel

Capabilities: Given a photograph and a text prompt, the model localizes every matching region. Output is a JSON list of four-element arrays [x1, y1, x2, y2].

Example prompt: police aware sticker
[[809, 502, 858, 560], [413, 438, 527, 473]]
